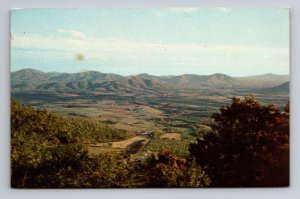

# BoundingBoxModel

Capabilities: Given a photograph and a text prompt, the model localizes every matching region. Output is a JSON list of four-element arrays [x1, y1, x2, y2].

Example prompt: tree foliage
[[140, 150, 210, 188], [11, 99, 209, 188], [11, 99, 131, 188], [189, 96, 289, 187], [11, 97, 289, 188]]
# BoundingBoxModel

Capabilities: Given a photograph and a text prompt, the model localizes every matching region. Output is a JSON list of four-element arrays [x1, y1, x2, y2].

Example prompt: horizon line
[[11, 67, 290, 78]]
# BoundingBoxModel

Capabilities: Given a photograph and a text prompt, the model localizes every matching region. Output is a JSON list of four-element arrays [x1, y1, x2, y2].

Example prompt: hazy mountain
[[253, 82, 289, 95], [237, 74, 289, 88], [160, 73, 236, 85], [11, 68, 123, 90], [26, 76, 167, 95], [11, 69, 289, 94], [11, 68, 54, 85], [50, 71, 123, 82]]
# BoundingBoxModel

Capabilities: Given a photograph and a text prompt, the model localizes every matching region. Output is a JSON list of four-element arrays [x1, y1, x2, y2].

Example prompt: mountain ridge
[[12, 68, 289, 79], [11, 68, 290, 95]]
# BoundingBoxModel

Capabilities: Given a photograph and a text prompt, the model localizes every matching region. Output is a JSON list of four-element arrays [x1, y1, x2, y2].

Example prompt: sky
[[10, 8, 289, 76]]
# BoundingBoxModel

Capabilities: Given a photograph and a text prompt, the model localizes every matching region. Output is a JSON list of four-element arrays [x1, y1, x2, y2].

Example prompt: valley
[[11, 69, 290, 158]]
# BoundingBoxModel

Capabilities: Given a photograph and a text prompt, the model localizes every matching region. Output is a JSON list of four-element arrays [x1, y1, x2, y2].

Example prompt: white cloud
[[57, 29, 86, 39], [11, 33, 289, 75], [11, 33, 288, 57]]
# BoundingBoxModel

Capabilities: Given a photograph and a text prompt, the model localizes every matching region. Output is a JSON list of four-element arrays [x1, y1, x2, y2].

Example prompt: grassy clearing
[[145, 138, 191, 157], [88, 135, 150, 156], [47, 100, 167, 134], [109, 135, 149, 149], [160, 133, 182, 140]]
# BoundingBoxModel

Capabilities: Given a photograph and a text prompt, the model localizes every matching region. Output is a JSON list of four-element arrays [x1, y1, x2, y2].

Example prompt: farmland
[[145, 138, 191, 157], [11, 69, 289, 160]]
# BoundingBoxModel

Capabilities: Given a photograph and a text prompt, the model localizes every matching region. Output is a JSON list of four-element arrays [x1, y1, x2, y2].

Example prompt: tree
[[189, 96, 289, 187], [140, 150, 210, 188], [11, 99, 132, 188]]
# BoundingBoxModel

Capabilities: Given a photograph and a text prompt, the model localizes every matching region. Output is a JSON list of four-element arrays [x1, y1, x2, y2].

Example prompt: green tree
[[189, 96, 289, 187], [11, 99, 132, 188]]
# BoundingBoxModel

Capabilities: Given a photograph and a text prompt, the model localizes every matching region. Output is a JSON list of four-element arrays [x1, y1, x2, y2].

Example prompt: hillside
[[253, 82, 289, 95], [11, 69, 289, 93], [11, 99, 130, 144], [237, 74, 289, 88], [11, 68, 123, 91]]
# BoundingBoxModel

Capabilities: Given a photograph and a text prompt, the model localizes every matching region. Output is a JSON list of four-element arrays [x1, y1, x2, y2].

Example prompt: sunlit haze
[[11, 8, 290, 77]]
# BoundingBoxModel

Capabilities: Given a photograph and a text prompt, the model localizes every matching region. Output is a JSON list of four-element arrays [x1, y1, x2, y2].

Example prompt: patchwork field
[[88, 131, 193, 159], [11, 69, 289, 160]]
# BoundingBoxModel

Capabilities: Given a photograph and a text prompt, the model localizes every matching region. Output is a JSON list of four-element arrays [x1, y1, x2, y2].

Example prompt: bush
[[189, 96, 289, 187], [141, 150, 210, 187]]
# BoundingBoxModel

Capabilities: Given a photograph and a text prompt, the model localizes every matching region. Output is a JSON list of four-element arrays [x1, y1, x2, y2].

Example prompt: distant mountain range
[[11, 68, 121, 86], [11, 68, 289, 97], [253, 82, 289, 95]]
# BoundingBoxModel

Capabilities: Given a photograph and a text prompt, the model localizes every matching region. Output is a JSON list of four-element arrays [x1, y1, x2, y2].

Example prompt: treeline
[[190, 96, 289, 187], [11, 99, 127, 187], [11, 99, 209, 188], [11, 96, 289, 188]]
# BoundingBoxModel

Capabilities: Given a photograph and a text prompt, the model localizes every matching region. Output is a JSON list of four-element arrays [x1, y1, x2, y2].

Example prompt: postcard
[[11, 8, 289, 188]]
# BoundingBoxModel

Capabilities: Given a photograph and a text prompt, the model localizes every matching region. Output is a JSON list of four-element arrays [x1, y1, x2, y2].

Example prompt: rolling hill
[[237, 73, 289, 88], [11, 68, 123, 91], [11, 68, 289, 138], [253, 82, 289, 95], [11, 69, 289, 99]]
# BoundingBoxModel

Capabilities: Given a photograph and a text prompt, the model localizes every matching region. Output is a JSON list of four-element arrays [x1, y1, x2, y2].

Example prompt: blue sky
[[11, 8, 289, 76]]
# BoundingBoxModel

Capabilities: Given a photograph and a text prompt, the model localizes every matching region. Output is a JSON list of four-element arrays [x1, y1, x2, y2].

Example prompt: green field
[[145, 138, 192, 157]]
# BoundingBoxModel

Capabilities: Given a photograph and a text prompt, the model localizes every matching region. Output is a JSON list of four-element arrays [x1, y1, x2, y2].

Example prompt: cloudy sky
[[11, 8, 289, 76]]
